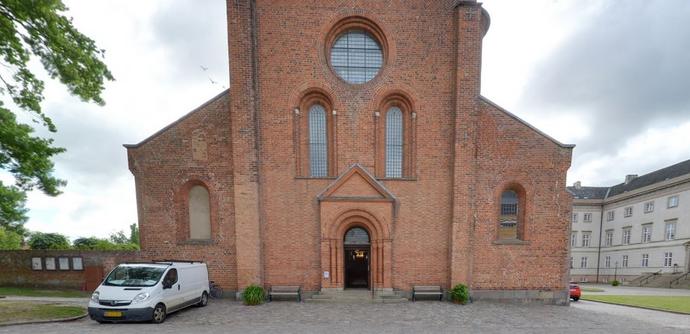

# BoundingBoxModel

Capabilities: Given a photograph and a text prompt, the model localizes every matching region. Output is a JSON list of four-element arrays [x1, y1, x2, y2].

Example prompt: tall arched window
[[309, 104, 328, 177], [499, 190, 519, 240], [188, 185, 211, 240], [385, 107, 403, 178]]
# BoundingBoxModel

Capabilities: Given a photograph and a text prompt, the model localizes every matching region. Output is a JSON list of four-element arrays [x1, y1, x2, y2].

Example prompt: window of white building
[[571, 232, 577, 247], [642, 224, 652, 243], [605, 256, 611, 268], [664, 252, 673, 267], [607, 210, 615, 221], [570, 257, 573, 269], [624, 206, 633, 217], [644, 201, 654, 213], [622, 255, 628, 268], [583, 213, 592, 223], [622, 227, 631, 245], [572, 213, 578, 223], [667, 195, 679, 208], [641, 254, 649, 267], [582, 232, 591, 248], [665, 220, 677, 240], [605, 230, 613, 247], [580, 257, 588, 268]]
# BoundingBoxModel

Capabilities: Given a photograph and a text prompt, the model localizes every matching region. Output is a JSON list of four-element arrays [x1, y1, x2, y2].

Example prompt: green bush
[[242, 285, 265, 305], [611, 280, 620, 286], [450, 283, 470, 304]]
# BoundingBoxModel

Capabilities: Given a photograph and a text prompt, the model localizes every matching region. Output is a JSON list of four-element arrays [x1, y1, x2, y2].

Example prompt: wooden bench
[[268, 285, 301, 302], [412, 285, 443, 301]]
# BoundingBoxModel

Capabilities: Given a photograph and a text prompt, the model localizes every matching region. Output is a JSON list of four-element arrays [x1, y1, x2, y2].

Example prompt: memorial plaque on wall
[[31, 257, 42, 270], [45, 257, 56, 270], [58, 257, 70, 270], [72, 257, 83, 270]]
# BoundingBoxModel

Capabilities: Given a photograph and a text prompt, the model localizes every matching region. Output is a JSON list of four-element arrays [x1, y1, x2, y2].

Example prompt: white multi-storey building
[[568, 159, 690, 282]]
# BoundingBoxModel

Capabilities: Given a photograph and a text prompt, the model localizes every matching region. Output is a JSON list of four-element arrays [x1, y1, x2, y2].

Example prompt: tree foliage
[[0, 225, 22, 249], [73, 235, 138, 251], [129, 223, 139, 245], [27, 231, 69, 249], [0, 0, 113, 231]]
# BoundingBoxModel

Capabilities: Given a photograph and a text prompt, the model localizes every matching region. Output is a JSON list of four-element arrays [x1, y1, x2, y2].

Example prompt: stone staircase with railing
[[626, 271, 689, 288], [669, 272, 690, 289], [305, 289, 408, 303]]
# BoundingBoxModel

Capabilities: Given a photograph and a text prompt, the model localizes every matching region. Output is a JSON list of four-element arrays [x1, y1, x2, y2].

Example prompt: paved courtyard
[[1, 299, 688, 334]]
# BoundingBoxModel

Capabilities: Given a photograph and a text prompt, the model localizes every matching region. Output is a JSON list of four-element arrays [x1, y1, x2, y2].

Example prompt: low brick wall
[[0, 250, 140, 291]]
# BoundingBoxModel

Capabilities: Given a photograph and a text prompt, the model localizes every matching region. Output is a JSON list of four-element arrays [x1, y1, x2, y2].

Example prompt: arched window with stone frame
[[376, 93, 415, 178], [294, 89, 336, 178]]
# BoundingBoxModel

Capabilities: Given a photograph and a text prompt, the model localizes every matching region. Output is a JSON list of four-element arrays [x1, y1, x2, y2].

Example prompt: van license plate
[[104, 311, 122, 318]]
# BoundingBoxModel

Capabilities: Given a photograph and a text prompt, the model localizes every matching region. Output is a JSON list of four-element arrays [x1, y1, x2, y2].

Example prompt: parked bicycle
[[209, 280, 224, 299]]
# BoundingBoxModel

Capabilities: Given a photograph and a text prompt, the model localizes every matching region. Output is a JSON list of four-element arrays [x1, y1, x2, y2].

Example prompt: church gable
[[318, 164, 395, 201]]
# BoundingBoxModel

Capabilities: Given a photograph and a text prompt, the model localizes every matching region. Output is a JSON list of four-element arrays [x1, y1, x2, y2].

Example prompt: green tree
[[0, 225, 22, 249], [28, 232, 70, 249], [129, 223, 139, 245], [0, 0, 114, 233], [109, 230, 129, 244], [72, 236, 99, 250]]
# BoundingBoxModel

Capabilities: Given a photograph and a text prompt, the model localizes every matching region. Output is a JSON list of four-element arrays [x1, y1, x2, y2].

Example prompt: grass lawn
[[0, 301, 85, 324], [582, 295, 690, 314], [0, 287, 90, 298], [581, 287, 605, 292]]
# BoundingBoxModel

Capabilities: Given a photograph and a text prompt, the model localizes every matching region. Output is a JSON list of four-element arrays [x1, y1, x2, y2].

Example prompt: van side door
[[161, 268, 181, 309]]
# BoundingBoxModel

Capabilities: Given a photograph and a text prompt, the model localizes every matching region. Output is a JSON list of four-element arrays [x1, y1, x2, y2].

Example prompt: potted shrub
[[611, 280, 620, 286], [449, 284, 470, 304], [242, 284, 265, 305]]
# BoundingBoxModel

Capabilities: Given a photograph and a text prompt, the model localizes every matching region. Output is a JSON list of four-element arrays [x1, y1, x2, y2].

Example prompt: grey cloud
[[151, 0, 229, 87], [41, 102, 131, 187], [519, 0, 690, 155]]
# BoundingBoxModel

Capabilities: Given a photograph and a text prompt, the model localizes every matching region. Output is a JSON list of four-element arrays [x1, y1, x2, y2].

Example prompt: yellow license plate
[[104, 311, 123, 318]]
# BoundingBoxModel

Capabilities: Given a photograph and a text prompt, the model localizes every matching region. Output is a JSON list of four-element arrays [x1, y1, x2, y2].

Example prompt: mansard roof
[[607, 159, 690, 197], [568, 159, 690, 200], [566, 186, 609, 200]]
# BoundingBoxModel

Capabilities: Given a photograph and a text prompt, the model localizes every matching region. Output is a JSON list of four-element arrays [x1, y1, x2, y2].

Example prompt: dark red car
[[569, 282, 581, 301]]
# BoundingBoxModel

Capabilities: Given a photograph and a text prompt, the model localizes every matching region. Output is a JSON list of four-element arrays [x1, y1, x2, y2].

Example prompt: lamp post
[[614, 261, 619, 282]]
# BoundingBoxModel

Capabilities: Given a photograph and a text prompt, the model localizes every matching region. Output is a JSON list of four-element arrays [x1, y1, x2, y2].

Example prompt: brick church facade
[[125, 0, 574, 303]]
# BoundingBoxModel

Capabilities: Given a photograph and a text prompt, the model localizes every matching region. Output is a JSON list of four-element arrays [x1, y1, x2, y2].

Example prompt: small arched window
[[499, 190, 519, 240], [385, 107, 403, 178], [188, 185, 211, 240], [308, 104, 328, 177]]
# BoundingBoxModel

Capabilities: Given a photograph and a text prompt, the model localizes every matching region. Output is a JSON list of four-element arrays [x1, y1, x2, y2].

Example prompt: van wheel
[[198, 292, 209, 307], [151, 303, 166, 324]]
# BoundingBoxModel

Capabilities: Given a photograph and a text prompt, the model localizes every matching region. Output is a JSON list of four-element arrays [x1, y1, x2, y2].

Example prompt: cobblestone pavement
[[1, 300, 686, 334]]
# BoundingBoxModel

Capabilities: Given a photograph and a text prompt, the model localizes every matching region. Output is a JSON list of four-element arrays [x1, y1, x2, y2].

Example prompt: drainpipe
[[595, 188, 611, 283]]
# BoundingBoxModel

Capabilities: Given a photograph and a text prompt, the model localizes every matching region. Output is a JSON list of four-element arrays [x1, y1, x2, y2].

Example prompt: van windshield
[[104, 266, 167, 287]]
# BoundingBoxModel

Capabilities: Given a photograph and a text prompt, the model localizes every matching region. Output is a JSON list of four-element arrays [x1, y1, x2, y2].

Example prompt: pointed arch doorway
[[344, 227, 370, 289]]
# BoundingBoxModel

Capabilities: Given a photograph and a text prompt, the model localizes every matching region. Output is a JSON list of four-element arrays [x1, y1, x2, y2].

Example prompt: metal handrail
[[639, 270, 662, 286], [669, 272, 690, 287]]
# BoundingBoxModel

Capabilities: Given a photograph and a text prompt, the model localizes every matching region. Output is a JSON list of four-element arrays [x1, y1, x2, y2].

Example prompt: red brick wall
[[0, 250, 138, 290], [127, 92, 238, 292], [126, 0, 573, 299]]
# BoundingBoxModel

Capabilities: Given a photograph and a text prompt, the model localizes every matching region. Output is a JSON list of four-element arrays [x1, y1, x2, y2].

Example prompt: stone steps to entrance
[[304, 289, 408, 304]]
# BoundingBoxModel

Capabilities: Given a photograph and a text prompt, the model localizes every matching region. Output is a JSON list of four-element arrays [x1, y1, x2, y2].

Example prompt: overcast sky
[[8, 0, 690, 239]]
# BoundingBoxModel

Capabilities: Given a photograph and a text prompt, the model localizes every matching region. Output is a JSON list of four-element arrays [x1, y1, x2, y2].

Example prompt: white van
[[88, 261, 209, 323]]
